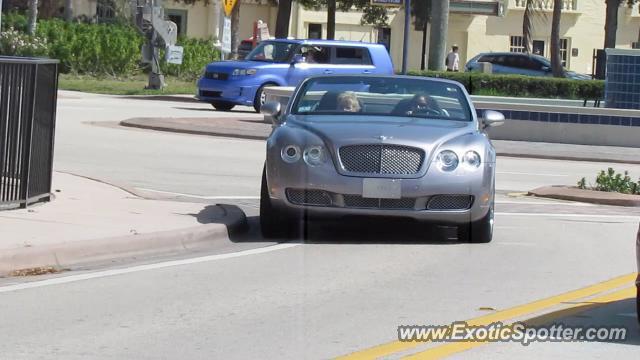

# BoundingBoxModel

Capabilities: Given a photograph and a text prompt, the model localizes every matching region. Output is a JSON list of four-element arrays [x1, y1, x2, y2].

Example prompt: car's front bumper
[[266, 159, 494, 224], [196, 77, 259, 106]]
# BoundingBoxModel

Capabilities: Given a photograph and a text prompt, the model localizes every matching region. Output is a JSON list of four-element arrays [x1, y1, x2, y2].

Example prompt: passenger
[[336, 92, 361, 113]]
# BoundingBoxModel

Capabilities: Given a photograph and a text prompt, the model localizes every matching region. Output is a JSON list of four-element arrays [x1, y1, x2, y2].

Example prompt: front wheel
[[254, 83, 275, 113], [458, 205, 494, 243], [211, 101, 235, 111], [260, 167, 299, 239]]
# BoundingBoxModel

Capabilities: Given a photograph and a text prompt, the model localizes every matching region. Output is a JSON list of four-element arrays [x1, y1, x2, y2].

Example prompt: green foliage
[[577, 177, 587, 190], [36, 19, 143, 76], [593, 168, 640, 194], [161, 37, 220, 81], [406, 71, 604, 100], [0, 28, 48, 57], [1, 11, 29, 33]]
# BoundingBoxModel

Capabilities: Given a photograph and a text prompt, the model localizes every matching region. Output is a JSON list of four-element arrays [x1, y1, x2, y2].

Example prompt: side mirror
[[541, 66, 551, 72], [481, 110, 505, 129], [261, 101, 283, 125], [291, 54, 304, 65]]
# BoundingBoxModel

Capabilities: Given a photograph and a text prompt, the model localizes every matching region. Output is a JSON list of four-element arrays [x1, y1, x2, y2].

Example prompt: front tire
[[254, 83, 276, 113], [260, 167, 299, 239], [458, 205, 494, 243], [211, 101, 235, 111]]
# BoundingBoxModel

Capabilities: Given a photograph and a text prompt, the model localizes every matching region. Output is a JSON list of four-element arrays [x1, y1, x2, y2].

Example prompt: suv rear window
[[333, 47, 372, 65]]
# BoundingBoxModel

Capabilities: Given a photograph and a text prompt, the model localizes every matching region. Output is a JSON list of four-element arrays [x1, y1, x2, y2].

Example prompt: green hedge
[[36, 19, 143, 76], [406, 71, 604, 100]]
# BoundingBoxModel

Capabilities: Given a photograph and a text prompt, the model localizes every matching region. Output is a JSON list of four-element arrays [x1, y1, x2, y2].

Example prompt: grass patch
[[58, 74, 197, 95]]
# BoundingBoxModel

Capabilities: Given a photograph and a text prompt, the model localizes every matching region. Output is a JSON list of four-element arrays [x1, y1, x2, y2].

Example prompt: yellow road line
[[403, 286, 636, 360], [336, 273, 637, 360]]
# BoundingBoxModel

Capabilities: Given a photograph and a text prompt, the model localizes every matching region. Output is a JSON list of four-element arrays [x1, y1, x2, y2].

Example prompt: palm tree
[[522, 0, 535, 53], [275, 0, 293, 38], [230, 0, 240, 59], [327, 0, 336, 40], [64, 0, 73, 22], [550, 0, 564, 77], [428, 0, 449, 71], [27, 0, 38, 35]]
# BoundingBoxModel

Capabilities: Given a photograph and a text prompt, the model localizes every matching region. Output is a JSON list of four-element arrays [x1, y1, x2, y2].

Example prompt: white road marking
[[496, 171, 569, 177], [496, 212, 639, 220], [495, 200, 594, 207], [135, 187, 259, 200], [0, 243, 300, 293]]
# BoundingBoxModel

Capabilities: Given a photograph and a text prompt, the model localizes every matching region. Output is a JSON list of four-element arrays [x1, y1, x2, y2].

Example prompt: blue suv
[[196, 39, 394, 112]]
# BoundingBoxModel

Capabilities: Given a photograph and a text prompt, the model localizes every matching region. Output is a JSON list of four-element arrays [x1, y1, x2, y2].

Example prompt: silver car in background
[[259, 75, 504, 242]]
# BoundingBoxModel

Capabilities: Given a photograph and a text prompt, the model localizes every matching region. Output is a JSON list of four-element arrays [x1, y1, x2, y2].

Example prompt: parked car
[[197, 39, 394, 112], [237, 39, 255, 59], [259, 75, 504, 242], [465, 52, 591, 80]]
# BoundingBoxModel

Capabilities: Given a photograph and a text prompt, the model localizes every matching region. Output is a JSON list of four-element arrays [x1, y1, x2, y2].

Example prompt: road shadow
[[172, 106, 258, 114], [522, 292, 640, 346], [121, 95, 200, 104], [231, 214, 464, 245]]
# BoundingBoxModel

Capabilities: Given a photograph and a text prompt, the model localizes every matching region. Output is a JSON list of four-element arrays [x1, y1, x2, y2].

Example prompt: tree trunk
[[64, 0, 73, 22], [230, 1, 240, 59], [327, 0, 336, 40], [275, 0, 292, 38], [603, 0, 620, 49], [550, 0, 564, 77], [421, 21, 428, 70], [27, 0, 38, 35], [428, 0, 448, 71], [522, 0, 533, 53]]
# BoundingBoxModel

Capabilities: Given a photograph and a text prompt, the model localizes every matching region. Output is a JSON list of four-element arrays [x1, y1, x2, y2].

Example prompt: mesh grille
[[427, 195, 473, 210], [339, 145, 424, 175], [204, 72, 229, 80], [286, 189, 332, 206], [344, 195, 415, 209]]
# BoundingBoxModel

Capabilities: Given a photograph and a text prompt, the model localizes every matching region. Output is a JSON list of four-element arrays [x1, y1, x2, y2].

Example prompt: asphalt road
[[1, 92, 638, 359]]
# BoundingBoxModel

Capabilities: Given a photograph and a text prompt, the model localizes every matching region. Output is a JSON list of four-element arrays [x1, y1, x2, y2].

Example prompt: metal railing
[[513, 0, 578, 11], [0, 57, 59, 210]]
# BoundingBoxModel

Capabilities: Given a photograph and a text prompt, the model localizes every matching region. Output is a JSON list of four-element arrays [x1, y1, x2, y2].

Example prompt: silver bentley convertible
[[259, 75, 504, 242]]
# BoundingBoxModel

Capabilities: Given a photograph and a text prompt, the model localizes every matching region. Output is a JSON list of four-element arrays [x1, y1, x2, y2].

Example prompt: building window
[[510, 36, 525, 53], [308, 23, 322, 39], [560, 38, 569, 67], [377, 27, 391, 52], [166, 9, 188, 37]]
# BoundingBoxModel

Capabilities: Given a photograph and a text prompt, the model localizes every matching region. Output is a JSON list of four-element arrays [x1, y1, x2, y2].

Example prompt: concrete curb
[[119, 119, 269, 141], [119, 119, 640, 165], [0, 204, 248, 275], [528, 186, 640, 207], [496, 153, 640, 165]]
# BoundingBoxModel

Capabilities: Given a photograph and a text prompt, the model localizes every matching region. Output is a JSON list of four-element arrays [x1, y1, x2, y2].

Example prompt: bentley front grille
[[338, 144, 424, 175]]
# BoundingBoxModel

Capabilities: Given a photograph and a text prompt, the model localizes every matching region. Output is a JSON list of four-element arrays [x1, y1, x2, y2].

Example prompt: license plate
[[362, 178, 402, 199]]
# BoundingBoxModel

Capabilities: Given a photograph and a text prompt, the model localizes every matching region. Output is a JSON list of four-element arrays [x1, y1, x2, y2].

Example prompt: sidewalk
[[0, 172, 246, 274], [120, 116, 640, 164]]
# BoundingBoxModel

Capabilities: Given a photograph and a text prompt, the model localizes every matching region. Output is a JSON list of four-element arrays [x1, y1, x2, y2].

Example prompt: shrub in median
[[407, 70, 604, 100], [0, 28, 48, 57], [578, 168, 640, 195]]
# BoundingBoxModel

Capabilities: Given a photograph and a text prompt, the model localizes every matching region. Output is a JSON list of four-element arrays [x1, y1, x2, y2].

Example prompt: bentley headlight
[[281, 145, 301, 163], [436, 150, 459, 172], [463, 151, 481, 168], [303, 146, 326, 167]]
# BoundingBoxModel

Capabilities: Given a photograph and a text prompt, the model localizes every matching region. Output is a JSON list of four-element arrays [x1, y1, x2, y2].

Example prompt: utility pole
[[402, 0, 411, 74], [0, 0, 3, 31]]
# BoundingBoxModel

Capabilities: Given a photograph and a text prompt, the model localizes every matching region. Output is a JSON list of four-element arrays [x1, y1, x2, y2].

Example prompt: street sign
[[370, 0, 403, 6], [166, 45, 184, 65], [221, 17, 231, 54], [223, 0, 238, 17]]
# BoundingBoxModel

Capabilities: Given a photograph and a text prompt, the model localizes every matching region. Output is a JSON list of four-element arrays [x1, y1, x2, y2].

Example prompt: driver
[[336, 92, 361, 112]]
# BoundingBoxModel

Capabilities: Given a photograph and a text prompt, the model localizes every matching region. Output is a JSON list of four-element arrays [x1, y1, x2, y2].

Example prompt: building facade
[[73, 0, 640, 74]]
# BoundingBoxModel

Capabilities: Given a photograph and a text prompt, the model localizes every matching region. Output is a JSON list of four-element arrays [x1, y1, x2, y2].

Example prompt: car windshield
[[292, 76, 473, 122], [246, 41, 296, 63]]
